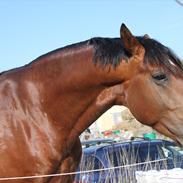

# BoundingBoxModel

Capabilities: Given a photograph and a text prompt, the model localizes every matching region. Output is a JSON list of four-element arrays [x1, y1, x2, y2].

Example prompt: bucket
[[143, 132, 156, 139], [113, 130, 120, 135]]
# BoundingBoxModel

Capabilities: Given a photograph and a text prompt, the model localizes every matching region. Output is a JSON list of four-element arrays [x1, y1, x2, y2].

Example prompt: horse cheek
[[125, 78, 160, 126]]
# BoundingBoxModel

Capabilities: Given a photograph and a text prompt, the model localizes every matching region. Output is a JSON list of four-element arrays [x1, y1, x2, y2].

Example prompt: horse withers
[[0, 23, 183, 183]]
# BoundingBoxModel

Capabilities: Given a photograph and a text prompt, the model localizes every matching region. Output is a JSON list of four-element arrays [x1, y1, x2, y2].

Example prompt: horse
[[0, 23, 183, 183]]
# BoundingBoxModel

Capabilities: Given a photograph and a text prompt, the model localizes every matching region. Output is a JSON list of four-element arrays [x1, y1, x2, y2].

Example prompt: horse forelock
[[137, 37, 183, 76]]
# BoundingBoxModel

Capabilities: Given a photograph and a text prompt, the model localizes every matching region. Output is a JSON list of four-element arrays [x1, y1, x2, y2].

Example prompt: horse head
[[120, 24, 183, 145]]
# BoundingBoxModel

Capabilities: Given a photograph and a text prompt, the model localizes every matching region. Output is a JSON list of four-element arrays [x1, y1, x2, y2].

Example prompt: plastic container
[[143, 132, 156, 139]]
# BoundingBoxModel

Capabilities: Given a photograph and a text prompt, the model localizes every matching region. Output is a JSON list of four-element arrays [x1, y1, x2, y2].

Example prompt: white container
[[136, 168, 183, 183]]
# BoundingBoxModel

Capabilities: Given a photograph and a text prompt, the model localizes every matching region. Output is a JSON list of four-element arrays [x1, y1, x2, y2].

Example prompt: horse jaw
[[159, 108, 183, 146]]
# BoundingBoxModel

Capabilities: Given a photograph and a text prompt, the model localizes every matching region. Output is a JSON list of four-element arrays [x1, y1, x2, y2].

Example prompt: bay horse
[[0, 23, 183, 183]]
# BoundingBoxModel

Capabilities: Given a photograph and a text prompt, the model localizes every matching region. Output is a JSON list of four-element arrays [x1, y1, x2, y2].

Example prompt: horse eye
[[152, 73, 168, 85], [152, 74, 167, 81]]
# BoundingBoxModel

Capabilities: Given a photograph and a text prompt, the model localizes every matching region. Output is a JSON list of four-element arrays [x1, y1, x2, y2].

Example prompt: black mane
[[1, 36, 182, 76], [90, 37, 183, 74], [90, 38, 128, 68], [27, 36, 183, 75]]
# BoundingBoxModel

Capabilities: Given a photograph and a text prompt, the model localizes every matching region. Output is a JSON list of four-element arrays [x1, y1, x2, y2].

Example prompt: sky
[[0, 0, 183, 71]]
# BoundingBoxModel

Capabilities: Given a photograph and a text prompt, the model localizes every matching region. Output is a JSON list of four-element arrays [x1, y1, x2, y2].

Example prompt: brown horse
[[0, 23, 183, 183]]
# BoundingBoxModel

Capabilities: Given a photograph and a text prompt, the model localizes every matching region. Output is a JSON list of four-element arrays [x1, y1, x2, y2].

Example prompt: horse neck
[[29, 45, 126, 141], [31, 45, 125, 93]]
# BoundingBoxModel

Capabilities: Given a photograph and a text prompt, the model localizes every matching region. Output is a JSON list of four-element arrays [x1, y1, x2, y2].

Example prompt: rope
[[0, 158, 167, 181]]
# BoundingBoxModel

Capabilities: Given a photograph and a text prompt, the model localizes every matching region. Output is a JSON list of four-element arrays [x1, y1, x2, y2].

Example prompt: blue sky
[[1, 0, 183, 71]]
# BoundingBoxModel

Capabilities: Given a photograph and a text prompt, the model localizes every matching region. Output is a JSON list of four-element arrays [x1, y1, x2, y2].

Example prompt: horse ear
[[120, 23, 144, 57]]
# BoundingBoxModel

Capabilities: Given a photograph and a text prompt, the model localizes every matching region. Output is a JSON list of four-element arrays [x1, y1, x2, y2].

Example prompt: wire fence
[[0, 159, 168, 181]]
